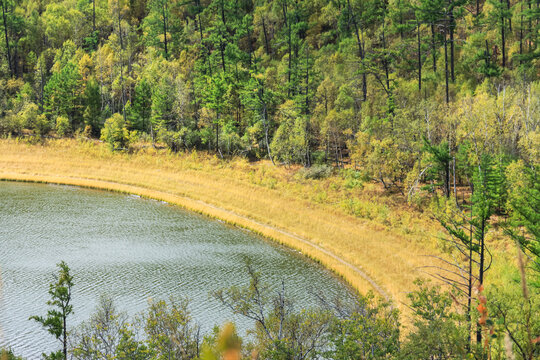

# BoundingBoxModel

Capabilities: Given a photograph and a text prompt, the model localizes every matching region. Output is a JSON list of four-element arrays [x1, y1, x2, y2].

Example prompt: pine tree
[[30, 261, 74, 360]]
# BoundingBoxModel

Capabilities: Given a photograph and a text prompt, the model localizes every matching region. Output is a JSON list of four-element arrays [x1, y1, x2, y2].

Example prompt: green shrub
[[342, 169, 365, 189], [0, 111, 24, 135], [55, 116, 71, 137], [34, 114, 51, 137], [0, 348, 23, 360], [19, 102, 39, 129], [19, 102, 51, 136], [101, 113, 130, 150]]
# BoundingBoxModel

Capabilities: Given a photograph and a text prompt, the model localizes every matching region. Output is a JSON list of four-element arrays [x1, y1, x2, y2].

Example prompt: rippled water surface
[[0, 182, 350, 358]]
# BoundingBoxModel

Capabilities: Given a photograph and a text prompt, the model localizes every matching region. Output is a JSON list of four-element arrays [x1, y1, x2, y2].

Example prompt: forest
[[0, 0, 539, 358], [0, 0, 537, 170]]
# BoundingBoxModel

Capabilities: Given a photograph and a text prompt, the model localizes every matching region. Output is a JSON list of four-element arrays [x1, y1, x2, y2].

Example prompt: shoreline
[[0, 138, 444, 313], [0, 174, 391, 301]]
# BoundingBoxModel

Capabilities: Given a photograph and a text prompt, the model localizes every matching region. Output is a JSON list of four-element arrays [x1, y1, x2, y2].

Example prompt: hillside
[[0, 0, 539, 358]]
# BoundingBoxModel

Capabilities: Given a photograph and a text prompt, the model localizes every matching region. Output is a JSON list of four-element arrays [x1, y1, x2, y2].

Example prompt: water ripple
[[0, 182, 351, 359]]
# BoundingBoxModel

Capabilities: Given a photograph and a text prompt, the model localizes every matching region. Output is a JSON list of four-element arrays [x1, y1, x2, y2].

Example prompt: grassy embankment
[[0, 138, 517, 322]]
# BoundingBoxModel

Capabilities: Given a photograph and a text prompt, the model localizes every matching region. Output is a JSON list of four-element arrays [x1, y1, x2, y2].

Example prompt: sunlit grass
[[0, 138, 514, 321]]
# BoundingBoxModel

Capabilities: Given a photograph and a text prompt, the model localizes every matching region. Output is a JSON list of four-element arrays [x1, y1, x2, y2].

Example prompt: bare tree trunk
[[304, 45, 310, 113], [506, 0, 512, 31], [453, 156, 457, 204], [501, 0, 506, 68], [444, 29, 449, 103], [162, 1, 168, 59], [63, 313, 67, 360], [520, 1, 523, 61], [477, 217, 486, 344], [285, 3, 292, 96], [262, 17, 270, 55], [382, 21, 390, 91], [39, 62, 44, 112], [117, 9, 127, 122], [92, 0, 96, 33], [1, 0, 12, 77], [215, 115, 220, 155], [417, 19, 422, 91], [449, 6, 455, 82], [431, 23, 437, 72], [246, 18, 254, 68], [348, 0, 367, 100], [467, 219, 473, 349]]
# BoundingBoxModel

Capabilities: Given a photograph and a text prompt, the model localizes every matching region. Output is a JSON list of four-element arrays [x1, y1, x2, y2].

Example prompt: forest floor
[[0, 138, 518, 325]]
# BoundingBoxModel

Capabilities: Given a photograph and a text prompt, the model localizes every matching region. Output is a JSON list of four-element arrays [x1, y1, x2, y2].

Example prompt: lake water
[[0, 182, 351, 358]]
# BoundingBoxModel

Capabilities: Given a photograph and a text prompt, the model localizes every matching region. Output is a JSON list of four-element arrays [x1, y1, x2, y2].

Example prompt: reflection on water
[[0, 182, 350, 359]]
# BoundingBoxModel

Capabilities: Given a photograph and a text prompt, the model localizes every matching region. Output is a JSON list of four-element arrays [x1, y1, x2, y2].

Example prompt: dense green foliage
[[0, 0, 537, 167]]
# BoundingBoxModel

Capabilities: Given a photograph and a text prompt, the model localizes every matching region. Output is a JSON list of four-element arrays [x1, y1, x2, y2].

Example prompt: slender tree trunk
[[449, 6, 455, 82], [195, 1, 211, 75], [92, 0, 96, 33], [220, 0, 225, 24], [478, 219, 486, 286], [282, 1, 292, 96], [477, 216, 486, 344], [417, 19, 422, 91], [220, 38, 226, 71], [348, 0, 367, 100], [360, 33, 367, 100], [215, 115, 220, 153], [305, 122, 311, 167], [219, 0, 226, 71], [262, 17, 270, 55], [305, 45, 311, 167], [485, 40, 491, 69], [534, 0, 540, 50], [520, 1, 523, 61], [63, 313, 67, 359], [304, 45, 309, 113], [398, 0, 404, 39], [453, 156, 457, 203], [444, 29, 449, 104], [382, 22, 390, 91], [288, 22, 292, 95], [39, 62, 44, 112], [467, 219, 473, 349], [506, 0, 512, 31], [117, 10, 127, 122], [501, 0, 506, 68], [1, 0, 13, 77], [431, 23, 437, 72], [246, 19, 254, 67], [162, 1, 168, 59], [529, 1, 533, 52]]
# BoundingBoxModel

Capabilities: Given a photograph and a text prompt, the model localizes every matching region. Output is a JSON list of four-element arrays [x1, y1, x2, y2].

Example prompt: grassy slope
[[1, 138, 515, 320]]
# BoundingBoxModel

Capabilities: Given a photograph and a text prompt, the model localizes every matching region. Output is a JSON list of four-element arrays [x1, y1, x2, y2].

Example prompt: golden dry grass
[[0, 138, 447, 318]]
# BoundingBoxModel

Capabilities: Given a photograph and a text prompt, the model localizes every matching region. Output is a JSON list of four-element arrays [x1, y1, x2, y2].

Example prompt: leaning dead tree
[[420, 157, 499, 346]]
